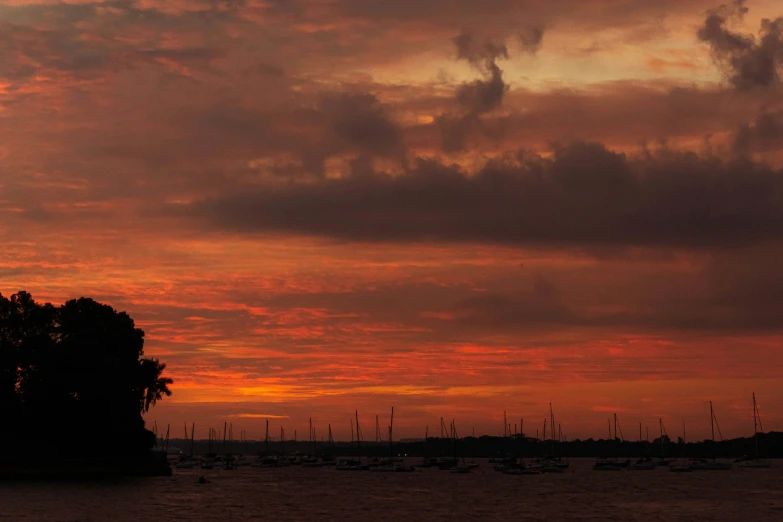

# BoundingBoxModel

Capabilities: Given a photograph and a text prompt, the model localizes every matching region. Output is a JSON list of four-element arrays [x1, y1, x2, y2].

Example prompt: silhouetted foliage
[[0, 291, 172, 456]]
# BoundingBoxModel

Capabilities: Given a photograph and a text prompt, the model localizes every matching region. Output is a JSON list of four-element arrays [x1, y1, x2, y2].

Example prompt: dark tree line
[[0, 292, 172, 456]]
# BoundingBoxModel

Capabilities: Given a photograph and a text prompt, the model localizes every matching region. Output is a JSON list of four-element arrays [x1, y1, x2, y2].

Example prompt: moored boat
[[735, 456, 772, 468], [690, 458, 732, 471], [593, 458, 630, 471], [336, 459, 370, 471], [629, 457, 656, 471], [735, 393, 773, 469]]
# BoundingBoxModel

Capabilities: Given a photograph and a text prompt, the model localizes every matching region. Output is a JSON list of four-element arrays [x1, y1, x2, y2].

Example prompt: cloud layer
[[193, 143, 783, 248], [1, 0, 783, 438]]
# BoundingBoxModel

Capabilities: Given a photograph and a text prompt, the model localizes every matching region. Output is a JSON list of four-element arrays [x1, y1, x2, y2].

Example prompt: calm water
[[1, 459, 781, 521]]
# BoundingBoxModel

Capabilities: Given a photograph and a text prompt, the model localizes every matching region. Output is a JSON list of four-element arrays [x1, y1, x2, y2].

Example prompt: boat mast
[[190, 423, 195, 457], [613, 413, 617, 440], [753, 392, 760, 457], [550, 403, 555, 455], [355, 410, 361, 448], [265, 419, 269, 455], [389, 407, 394, 457], [440, 417, 446, 457]]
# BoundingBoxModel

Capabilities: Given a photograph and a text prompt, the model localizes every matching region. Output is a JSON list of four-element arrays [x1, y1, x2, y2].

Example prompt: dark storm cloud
[[735, 108, 783, 154], [438, 33, 512, 152], [455, 65, 507, 114], [187, 141, 783, 249], [453, 32, 509, 69], [452, 31, 509, 114], [319, 92, 405, 159], [519, 26, 545, 54], [697, 1, 783, 90]]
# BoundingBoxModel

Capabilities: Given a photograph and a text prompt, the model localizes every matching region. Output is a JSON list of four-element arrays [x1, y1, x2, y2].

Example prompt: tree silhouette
[[0, 291, 173, 456], [140, 358, 173, 412]]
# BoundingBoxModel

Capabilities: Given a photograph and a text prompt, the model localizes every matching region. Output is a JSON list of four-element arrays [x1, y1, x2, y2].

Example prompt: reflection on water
[[0, 459, 781, 521]]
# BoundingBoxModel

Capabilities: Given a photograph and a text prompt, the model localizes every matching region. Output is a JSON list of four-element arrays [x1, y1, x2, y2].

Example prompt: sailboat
[[370, 407, 414, 472], [669, 421, 692, 472], [175, 423, 199, 469], [448, 420, 472, 473], [201, 428, 218, 469], [594, 414, 631, 470], [736, 393, 773, 468], [651, 419, 675, 467], [690, 402, 732, 471], [629, 423, 655, 471], [435, 418, 459, 470]]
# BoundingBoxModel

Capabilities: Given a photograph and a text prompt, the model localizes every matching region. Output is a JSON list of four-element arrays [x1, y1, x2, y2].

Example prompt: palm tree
[[139, 358, 173, 413]]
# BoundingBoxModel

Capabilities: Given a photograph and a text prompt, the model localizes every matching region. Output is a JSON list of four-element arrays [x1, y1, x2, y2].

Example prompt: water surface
[[1, 459, 781, 521]]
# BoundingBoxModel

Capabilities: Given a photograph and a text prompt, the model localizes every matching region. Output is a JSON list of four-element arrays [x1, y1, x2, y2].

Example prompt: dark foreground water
[[1, 459, 781, 521]]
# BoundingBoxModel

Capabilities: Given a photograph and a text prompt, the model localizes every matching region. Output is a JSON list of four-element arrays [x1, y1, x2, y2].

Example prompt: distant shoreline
[[160, 431, 783, 460]]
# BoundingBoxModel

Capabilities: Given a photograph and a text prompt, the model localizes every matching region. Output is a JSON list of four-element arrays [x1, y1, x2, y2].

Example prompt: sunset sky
[[2, 0, 783, 442]]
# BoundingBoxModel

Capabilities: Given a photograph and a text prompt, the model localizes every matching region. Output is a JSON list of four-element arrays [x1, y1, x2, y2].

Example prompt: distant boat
[[669, 462, 693, 473], [532, 455, 569, 472], [691, 402, 732, 471], [653, 419, 675, 466], [736, 457, 772, 468], [594, 458, 630, 471], [669, 421, 692, 473], [736, 393, 773, 469], [414, 457, 439, 468], [336, 459, 370, 471], [222, 455, 236, 470], [301, 456, 326, 468], [367, 407, 413, 472], [502, 467, 540, 475], [370, 464, 415, 472], [629, 457, 656, 471], [651, 456, 675, 467], [629, 424, 655, 471], [690, 458, 732, 471], [594, 414, 629, 470], [437, 457, 460, 470], [251, 455, 280, 468], [175, 456, 199, 469], [493, 456, 521, 472]]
